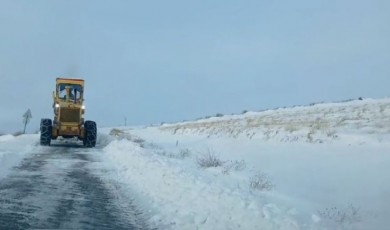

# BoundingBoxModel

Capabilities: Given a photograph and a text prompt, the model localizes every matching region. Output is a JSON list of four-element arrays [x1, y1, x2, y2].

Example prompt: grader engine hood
[[59, 106, 82, 123]]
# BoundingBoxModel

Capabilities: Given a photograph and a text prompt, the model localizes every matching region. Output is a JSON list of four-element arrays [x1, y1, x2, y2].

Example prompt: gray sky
[[0, 0, 389, 133]]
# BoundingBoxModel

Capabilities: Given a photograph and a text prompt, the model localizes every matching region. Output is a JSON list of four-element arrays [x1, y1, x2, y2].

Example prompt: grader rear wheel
[[84, 120, 97, 148]]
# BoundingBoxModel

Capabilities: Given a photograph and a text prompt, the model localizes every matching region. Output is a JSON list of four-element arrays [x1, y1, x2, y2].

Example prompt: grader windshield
[[57, 84, 83, 103]]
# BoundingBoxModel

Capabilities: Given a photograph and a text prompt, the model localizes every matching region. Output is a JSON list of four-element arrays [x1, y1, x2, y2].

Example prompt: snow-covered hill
[[159, 98, 390, 144]]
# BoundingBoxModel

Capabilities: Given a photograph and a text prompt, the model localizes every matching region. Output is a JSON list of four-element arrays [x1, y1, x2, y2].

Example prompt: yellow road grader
[[40, 78, 97, 147]]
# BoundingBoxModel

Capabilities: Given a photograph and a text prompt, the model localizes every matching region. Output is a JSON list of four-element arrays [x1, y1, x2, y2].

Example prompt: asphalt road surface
[[0, 143, 149, 230]]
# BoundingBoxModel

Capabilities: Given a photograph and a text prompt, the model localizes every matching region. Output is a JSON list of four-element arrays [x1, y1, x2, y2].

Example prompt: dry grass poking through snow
[[222, 160, 246, 175], [196, 149, 225, 168], [159, 98, 390, 143], [317, 204, 361, 225], [250, 171, 275, 191], [109, 128, 145, 145]]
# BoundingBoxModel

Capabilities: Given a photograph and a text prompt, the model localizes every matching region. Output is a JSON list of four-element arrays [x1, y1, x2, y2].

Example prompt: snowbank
[[102, 139, 302, 229], [0, 134, 38, 180], [0, 134, 15, 142]]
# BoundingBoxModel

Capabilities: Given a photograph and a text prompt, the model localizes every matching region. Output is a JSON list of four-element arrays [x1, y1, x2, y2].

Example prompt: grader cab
[[40, 78, 97, 147]]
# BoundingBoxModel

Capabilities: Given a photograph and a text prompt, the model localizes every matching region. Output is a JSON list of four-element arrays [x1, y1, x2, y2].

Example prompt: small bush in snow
[[109, 128, 125, 136], [325, 129, 338, 139], [285, 125, 298, 133], [307, 129, 315, 142], [132, 137, 145, 145], [317, 204, 361, 225], [250, 171, 274, 191], [109, 128, 145, 145], [222, 160, 246, 175], [154, 150, 169, 157], [336, 117, 349, 126], [216, 113, 224, 117], [178, 148, 191, 158], [196, 149, 224, 168], [143, 142, 162, 150], [155, 148, 192, 159]]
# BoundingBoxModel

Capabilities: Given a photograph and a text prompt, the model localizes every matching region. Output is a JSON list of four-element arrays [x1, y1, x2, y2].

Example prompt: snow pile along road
[[0, 134, 37, 180], [102, 139, 295, 229]]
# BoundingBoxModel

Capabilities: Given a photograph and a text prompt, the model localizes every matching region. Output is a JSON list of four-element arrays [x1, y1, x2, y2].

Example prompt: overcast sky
[[0, 0, 389, 133]]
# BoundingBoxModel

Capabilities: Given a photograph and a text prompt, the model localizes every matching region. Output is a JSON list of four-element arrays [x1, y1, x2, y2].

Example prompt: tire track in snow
[[0, 144, 149, 229]]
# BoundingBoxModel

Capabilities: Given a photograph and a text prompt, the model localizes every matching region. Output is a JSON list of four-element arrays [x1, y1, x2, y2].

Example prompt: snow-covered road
[[0, 138, 149, 230]]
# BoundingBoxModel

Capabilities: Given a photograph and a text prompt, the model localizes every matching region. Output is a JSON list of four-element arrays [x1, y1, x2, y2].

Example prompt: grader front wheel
[[40, 118, 52, 146]]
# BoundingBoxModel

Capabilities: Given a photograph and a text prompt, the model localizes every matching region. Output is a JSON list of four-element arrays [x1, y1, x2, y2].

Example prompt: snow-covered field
[[99, 98, 390, 230], [1, 98, 389, 229]]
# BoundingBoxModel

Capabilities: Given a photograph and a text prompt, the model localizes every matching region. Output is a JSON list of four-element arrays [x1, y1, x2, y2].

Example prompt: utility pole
[[22, 109, 32, 134]]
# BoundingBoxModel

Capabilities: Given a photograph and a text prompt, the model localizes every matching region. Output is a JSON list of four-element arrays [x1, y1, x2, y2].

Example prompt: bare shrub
[[312, 118, 330, 131], [250, 171, 274, 191], [307, 129, 315, 142], [143, 142, 162, 150], [263, 129, 273, 140], [153, 148, 191, 159], [196, 149, 224, 168], [132, 137, 145, 145], [325, 129, 338, 139], [222, 160, 246, 175], [317, 204, 361, 225], [178, 148, 191, 158], [155, 150, 168, 157], [285, 125, 298, 133], [336, 117, 349, 126], [109, 128, 145, 145]]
